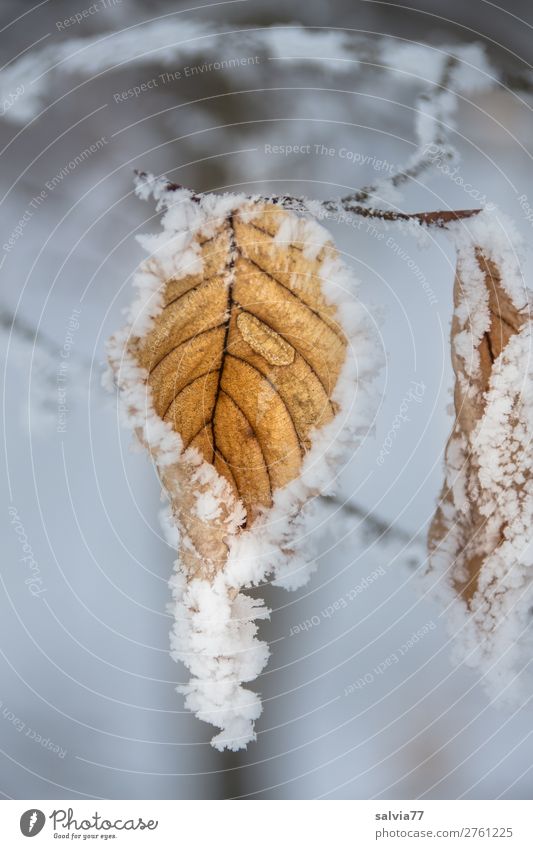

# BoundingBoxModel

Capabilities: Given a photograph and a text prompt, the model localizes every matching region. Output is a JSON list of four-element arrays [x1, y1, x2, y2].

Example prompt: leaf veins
[[132, 204, 347, 524]]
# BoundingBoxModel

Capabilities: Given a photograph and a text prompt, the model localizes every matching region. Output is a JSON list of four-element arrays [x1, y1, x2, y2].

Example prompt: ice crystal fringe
[[105, 174, 383, 749], [426, 211, 533, 704]]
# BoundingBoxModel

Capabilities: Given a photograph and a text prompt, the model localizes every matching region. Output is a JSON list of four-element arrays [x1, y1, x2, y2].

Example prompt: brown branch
[[135, 170, 482, 229], [319, 205, 482, 227], [261, 191, 482, 226]]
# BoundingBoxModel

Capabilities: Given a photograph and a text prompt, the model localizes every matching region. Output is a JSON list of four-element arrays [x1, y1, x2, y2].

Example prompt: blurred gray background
[[1, 0, 532, 799]]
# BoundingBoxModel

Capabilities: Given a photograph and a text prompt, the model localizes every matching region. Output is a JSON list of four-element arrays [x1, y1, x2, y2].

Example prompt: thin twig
[[319, 494, 424, 550], [282, 201, 482, 227], [0, 305, 93, 368], [136, 170, 482, 228]]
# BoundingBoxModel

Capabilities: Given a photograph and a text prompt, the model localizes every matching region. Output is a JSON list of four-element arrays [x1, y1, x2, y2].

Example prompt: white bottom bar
[[2, 800, 532, 847]]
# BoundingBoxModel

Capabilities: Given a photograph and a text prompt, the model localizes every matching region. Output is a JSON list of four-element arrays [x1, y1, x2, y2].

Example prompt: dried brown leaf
[[124, 203, 348, 577], [428, 250, 527, 603]]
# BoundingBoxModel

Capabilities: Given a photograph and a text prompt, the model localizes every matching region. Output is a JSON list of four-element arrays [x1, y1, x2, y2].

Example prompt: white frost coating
[[258, 27, 357, 70], [105, 175, 382, 749], [168, 571, 270, 751], [385, 43, 495, 93], [194, 491, 223, 522], [105, 325, 182, 464], [159, 504, 180, 549], [429, 328, 533, 703], [274, 216, 332, 260], [449, 209, 528, 309], [426, 213, 533, 705], [444, 210, 529, 385]]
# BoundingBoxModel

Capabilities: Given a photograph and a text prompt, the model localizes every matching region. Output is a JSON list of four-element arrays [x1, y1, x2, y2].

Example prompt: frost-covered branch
[[0, 22, 497, 205], [135, 168, 482, 229]]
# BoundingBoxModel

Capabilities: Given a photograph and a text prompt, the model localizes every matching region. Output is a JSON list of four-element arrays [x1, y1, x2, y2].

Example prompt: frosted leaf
[[427, 241, 533, 704], [106, 175, 382, 749]]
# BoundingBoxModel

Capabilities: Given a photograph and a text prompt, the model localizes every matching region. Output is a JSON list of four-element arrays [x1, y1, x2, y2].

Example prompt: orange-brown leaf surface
[[130, 204, 348, 526]]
